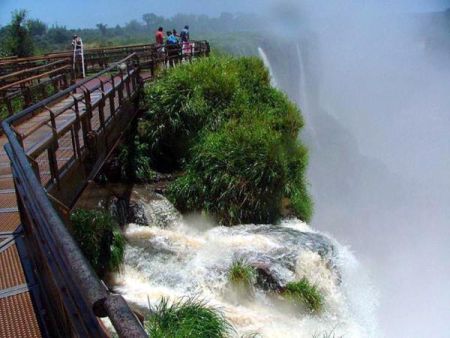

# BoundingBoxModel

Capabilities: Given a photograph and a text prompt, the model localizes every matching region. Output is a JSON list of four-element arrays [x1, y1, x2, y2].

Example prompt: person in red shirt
[[155, 27, 164, 45]]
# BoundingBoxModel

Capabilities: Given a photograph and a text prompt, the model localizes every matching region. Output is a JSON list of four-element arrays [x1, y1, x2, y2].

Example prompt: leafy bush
[[283, 278, 324, 313], [145, 298, 233, 338], [70, 209, 125, 277], [228, 259, 257, 293], [117, 138, 157, 182], [167, 121, 286, 224], [139, 55, 312, 225]]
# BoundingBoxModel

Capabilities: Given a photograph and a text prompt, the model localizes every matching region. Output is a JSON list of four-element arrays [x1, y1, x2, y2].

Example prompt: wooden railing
[[1, 42, 210, 337], [0, 63, 74, 121], [0, 41, 210, 124], [0, 40, 211, 76]]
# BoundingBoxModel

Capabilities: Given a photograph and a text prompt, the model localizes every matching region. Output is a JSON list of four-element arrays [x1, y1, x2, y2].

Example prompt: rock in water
[[127, 186, 180, 228]]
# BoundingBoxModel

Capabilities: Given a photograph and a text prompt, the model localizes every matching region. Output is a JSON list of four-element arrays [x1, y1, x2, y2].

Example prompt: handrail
[[0, 59, 68, 82], [0, 65, 71, 92], [7, 52, 138, 126], [0, 40, 208, 66]]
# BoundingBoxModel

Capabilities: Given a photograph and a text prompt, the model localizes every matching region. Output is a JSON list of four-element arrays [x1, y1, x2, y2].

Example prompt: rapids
[[109, 192, 378, 337]]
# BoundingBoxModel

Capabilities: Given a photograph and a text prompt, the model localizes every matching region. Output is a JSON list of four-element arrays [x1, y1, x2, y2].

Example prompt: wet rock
[[109, 197, 129, 226], [127, 187, 181, 228], [143, 194, 181, 228], [127, 200, 149, 226], [246, 224, 336, 259], [218, 223, 340, 290], [254, 264, 283, 292]]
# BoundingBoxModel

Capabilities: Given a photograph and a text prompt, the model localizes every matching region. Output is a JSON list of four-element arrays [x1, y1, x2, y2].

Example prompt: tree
[[125, 20, 143, 33], [6, 10, 34, 57], [46, 25, 72, 45], [142, 13, 163, 29], [96, 23, 108, 36], [28, 19, 47, 36]]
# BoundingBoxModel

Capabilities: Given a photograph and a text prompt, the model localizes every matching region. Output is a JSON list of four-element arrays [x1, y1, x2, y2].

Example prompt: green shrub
[[117, 130, 157, 182], [70, 208, 125, 277], [145, 298, 233, 338], [283, 278, 324, 313], [167, 121, 286, 224], [139, 55, 313, 225], [228, 259, 257, 292]]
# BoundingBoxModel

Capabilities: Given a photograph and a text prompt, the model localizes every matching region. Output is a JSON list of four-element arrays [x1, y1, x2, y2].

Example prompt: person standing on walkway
[[180, 25, 190, 43], [155, 27, 165, 63], [166, 31, 180, 67], [71, 35, 85, 77], [155, 27, 164, 45], [180, 25, 191, 61]]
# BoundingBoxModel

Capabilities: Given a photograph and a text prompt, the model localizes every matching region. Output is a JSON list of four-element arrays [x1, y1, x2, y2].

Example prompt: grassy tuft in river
[[283, 278, 324, 313], [145, 297, 233, 338], [228, 259, 257, 294]]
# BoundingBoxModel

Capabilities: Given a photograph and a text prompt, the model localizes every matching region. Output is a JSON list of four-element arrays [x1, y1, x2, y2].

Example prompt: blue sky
[[1, 0, 449, 28]]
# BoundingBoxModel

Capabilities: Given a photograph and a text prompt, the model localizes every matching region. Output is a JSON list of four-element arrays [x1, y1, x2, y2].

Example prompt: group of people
[[155, 25, 190, 46], [155, 25, 192, 66], [70, 25, 192, 73]]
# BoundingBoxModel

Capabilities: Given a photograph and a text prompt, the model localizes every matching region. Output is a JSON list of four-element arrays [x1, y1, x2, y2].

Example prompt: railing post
[[40, 80, 48, 100], [98, 80, 106, 130], [23, 85, 33, 108], [45, 106, 60, 187], [81, 89, 93, 152], [125, 64, 131, 98], [71, 95, 82, 159], [109, 74, 116, 116], [5, 96, 14, 117], [118, 70, 124, 104]]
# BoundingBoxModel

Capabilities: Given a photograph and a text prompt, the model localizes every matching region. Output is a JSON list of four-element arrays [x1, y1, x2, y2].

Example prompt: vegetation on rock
[[70, 208, 125, 277], [283, 278, 324, 313], [228, 259, 257, 293], [138, 56, 312, 225], [145, 298, 233, 338]]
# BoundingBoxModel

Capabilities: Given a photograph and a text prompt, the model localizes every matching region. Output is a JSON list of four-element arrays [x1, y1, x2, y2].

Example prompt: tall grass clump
[[70, 208, 125, 277], [139, 55, 313, 225], [228, 259, 257, 294], [145, 298, 233, 338], [283, 278, 324, 313]]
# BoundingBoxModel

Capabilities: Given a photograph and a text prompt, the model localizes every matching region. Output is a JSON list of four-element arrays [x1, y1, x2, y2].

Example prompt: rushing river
[[107, 191, 378, 337]]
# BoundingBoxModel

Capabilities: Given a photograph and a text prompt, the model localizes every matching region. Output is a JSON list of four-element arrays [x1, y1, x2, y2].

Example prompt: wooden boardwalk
[[0, 74, 125, 337], [0, 42, 209, 336]]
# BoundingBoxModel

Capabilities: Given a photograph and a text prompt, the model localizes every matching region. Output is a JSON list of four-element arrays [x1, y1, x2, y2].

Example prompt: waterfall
[[109, 191, 378, 337], [296, 43, 310, 114], [296, 43, 320, 149], [258, 47, 278, 88]]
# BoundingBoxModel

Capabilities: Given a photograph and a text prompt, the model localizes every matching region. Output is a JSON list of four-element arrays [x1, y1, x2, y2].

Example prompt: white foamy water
[[258, 47, 278, 88], [110, 193, 378, 337]]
